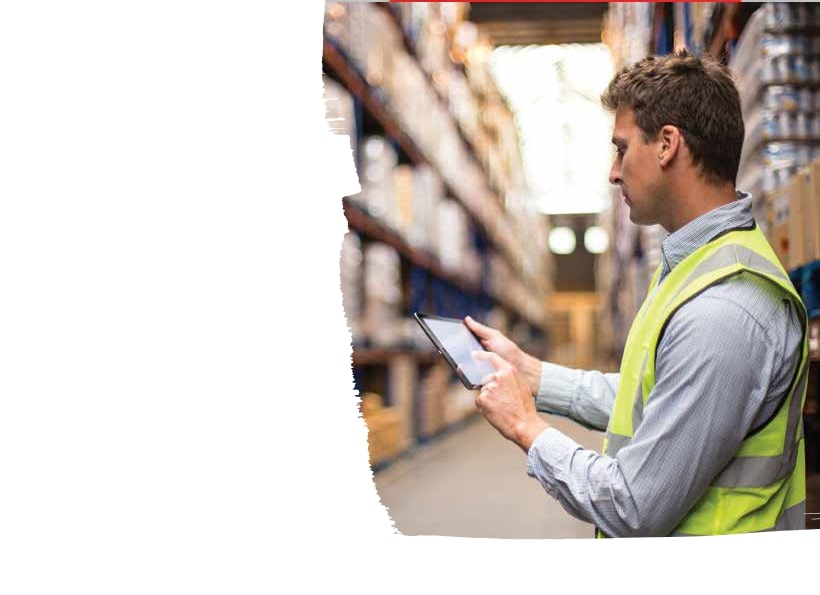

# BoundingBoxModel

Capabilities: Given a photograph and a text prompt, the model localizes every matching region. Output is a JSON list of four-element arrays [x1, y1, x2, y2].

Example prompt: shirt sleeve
[[526, 291, 786, 537], [535, 362, 619, 431]]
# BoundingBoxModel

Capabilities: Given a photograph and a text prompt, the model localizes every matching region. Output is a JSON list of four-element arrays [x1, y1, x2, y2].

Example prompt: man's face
[[609, 107, 666, 226]]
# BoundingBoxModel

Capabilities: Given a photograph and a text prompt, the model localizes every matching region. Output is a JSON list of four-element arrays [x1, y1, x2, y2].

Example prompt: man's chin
[[628, 211, 660, 228]]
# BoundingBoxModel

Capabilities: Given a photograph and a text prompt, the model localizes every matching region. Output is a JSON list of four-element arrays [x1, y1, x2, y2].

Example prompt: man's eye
[[616, 146, 626, 156]]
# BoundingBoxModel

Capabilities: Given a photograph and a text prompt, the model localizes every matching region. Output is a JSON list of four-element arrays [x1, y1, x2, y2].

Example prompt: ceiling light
[[548, 227, 576, 255], [584, 226, 609, 254]]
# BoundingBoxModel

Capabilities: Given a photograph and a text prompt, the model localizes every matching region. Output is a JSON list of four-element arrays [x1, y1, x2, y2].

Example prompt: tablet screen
[[420, 316, 496, 387]]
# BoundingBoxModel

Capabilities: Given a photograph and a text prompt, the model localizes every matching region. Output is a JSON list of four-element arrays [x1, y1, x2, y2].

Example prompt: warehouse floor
[[373, 412, 603, 539], [374, 412, 820, 538]]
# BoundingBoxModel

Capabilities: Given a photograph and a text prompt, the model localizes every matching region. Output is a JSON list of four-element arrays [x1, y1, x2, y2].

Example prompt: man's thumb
[[466, 316, 492, 337]]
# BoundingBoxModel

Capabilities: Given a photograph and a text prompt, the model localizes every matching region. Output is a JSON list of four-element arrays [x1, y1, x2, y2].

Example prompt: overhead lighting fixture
[[548, 227, 576, 255], [490, 44, 615, 215], [584, 226, 609, 254]]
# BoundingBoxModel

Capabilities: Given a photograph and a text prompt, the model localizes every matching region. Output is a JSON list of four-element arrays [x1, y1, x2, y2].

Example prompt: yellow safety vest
[[597, 223, 809, 537]]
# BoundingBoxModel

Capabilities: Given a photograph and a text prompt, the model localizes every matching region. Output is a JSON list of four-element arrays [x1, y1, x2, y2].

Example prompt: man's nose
[[609, 160, 622, 186]]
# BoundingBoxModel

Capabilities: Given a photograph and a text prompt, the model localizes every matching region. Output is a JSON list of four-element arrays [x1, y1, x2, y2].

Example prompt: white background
[[0, 1, 816, 592]]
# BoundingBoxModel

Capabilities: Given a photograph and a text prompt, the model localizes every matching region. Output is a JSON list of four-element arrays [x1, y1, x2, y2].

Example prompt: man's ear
[[657, 125, 681, 168]]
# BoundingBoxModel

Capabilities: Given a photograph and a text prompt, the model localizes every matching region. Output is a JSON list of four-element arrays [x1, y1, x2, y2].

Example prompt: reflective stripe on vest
[[597, 224, 809, 537], [671, 500, 806, 535]]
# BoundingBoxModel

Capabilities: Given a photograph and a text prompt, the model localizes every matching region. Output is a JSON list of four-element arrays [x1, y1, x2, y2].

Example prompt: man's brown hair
[[601, 50, 744, 186]]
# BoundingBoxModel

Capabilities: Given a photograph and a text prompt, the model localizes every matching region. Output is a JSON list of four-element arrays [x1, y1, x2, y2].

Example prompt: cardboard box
[[388, 355, 415, 452], [360, 392, 384, 418], [365, 406, 402, 467], [809, 159, 820, 262], [786, 170, 812, 269], [418, 363, 450, 438], [768, 188, 791, 269]]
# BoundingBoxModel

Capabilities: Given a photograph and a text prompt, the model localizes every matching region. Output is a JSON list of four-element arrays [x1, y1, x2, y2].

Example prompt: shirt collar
[[660, 191, 754, 278]]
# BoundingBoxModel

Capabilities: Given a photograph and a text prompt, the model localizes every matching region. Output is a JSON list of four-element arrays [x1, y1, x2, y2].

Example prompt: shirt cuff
[[535, 361, 581, 416], [526, 427, 584, 498]]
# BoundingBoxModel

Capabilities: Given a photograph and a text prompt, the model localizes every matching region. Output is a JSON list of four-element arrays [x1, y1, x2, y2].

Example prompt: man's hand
[[473, 351, 549, 453], [465, 316, 541, 396]]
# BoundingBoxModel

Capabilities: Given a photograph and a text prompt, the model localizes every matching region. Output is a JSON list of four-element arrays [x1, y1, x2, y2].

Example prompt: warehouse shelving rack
[[323, 39, 546, 330], [376, 4, 509, 204], [323, 4, 552, 467]]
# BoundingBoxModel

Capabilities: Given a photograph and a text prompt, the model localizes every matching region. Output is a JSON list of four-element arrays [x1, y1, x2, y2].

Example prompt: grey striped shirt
[[527, 193, 805, 536]]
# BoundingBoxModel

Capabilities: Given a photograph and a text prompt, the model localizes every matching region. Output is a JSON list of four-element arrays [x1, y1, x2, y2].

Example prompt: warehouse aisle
[[373, 412, 604, 539]]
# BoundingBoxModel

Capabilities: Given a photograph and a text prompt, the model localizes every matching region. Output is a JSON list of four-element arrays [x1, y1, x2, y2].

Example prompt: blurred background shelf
[[323, 36, 546, 324], [343, 199, 481, 296], [352, 348, 440, 367], [324, 2, 556, 466]]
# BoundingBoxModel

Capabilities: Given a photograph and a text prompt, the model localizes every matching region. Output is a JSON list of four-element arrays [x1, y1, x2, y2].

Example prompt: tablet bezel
[[413, 312, 490, 390]]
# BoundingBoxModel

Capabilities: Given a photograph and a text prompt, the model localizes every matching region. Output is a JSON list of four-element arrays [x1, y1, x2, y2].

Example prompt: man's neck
[[663, 180, 737, 233]]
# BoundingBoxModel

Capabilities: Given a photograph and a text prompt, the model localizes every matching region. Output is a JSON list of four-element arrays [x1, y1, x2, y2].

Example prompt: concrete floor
[[375, 414, 820, 538], [373, 412, 605, 539]]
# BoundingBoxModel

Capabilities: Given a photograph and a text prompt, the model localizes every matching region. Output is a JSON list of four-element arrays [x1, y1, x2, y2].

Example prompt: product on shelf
[[352, 139, 449, 256], [360, 392, 384, 417], [447, 72, 482, 144], [731, 3, 820, 241], [602, 2, 653, 70], [762, 3, 819, 30], [340, 232, 364, 345], [768, 183, 791, 268], [393, 2, 434, 50], [770, 159, 820, 270], [323, 3, 351, 53], [360, 391, 402, 467], [417, 362, 452, 438], [409, 164, 442, 252], [810, 160, 820, 262], [322, 75, 357, 157], [761, 85, 812, 112], [352, 136, 398, 224], [732, 6, 820, 113], [415, 9, 451, 100], [785, 170, 813, 269], [744, 104, 816, 144], [393, 164, 415, 240], [436, 198, 481, 281], [758, 141, 814, 193], [366, 8, 399, 91], [327, 3, 366, 73], [363, 242, 402, 348]]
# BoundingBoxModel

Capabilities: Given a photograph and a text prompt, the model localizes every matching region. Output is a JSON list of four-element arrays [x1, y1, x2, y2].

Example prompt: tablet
[[414, 312, 496, 390]]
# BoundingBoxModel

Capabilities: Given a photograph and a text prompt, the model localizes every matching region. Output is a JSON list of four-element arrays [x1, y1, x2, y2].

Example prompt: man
[[466, 50, 809, 537]]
